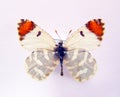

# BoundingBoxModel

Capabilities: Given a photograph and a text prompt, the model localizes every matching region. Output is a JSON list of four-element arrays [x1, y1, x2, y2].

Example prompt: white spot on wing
[[75, 68, 88, 77], [71, 49, 79, 60]]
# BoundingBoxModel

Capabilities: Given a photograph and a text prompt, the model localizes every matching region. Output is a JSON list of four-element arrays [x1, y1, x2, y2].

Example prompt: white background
[[0, 0, 120, 97]]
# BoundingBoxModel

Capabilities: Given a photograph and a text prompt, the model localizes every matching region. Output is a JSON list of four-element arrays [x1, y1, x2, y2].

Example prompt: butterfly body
[[18, 19, 105, 82], [54, 41, 67, 76]]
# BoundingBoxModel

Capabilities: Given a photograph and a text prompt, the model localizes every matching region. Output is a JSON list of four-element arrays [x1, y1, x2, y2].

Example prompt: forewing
[[25, 50, 59, 80], [64, 19, 105, 51], [64, 49, 97, 82], [18, 19, 56, 51]]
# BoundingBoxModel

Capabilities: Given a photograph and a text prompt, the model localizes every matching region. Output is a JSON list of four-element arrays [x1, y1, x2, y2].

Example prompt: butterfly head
[[58, 40, 63, 47]]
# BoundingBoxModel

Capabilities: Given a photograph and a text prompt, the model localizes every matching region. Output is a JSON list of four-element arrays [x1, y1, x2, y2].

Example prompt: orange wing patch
[[18, 19, 35, 36], [86, 19, 104, 40]]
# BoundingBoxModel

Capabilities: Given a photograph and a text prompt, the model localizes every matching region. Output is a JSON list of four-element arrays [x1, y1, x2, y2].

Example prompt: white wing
[[18, 19, 56, 51], [64, 19, 105, 51], [25, 49, 59, 80], [64, 49, 97, 82]]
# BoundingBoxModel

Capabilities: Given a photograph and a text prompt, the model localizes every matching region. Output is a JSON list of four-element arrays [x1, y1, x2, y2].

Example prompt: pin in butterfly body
[[18, 19, 105, 82]]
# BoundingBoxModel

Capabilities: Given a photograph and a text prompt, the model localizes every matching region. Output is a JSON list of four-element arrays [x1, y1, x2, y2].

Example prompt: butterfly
[[17, 19, 105, 82]]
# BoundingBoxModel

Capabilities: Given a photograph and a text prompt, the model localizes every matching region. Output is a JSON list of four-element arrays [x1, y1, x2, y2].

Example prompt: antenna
[[66, 29, 72, 38], [55, 29, 72, 40], [55, 30, 62, 40]]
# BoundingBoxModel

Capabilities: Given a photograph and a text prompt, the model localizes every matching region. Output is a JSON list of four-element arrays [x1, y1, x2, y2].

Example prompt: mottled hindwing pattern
[[64, 49, 97, 82], [25, 50, 59, 80]]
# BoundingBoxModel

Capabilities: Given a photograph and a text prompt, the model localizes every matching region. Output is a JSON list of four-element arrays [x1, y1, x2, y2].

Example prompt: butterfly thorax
[[54, 41, 67, 76]]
